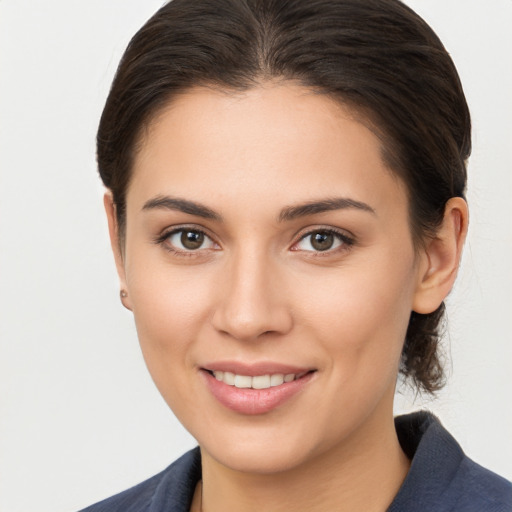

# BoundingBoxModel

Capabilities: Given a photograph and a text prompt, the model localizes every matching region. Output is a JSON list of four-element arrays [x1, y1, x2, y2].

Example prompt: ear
[[412, 197, 468, 314], [104, 191, 132, 311]]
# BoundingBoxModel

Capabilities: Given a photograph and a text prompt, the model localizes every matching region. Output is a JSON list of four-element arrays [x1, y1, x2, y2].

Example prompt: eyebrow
[[278, 197, 376, 222], [141, 195, 375, 223], [142, 195, 222, 220]]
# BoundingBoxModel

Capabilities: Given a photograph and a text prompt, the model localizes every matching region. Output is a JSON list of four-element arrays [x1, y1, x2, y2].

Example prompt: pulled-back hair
[[97, 0, 471, 393]]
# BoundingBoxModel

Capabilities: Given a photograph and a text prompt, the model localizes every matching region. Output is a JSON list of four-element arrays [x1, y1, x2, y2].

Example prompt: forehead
[[128, 84, 407, 220]]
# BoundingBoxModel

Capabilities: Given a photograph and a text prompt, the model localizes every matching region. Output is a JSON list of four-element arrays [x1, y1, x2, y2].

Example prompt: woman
[[81, 0, 511, 510]]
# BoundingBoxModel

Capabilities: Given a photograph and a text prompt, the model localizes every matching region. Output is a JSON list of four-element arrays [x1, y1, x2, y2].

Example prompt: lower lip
[[202, 370, 315, 415]]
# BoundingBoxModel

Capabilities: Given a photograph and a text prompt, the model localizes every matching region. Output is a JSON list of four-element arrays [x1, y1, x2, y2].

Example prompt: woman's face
[[114, 84, 428, 473]]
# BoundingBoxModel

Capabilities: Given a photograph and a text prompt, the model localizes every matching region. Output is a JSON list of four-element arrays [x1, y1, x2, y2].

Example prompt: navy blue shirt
[[80, 411, 512, 511]]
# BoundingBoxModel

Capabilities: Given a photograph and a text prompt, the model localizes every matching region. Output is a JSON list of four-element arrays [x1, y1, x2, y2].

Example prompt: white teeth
[[270, 374, 284, 386], [211, 371, 300, 389], [223, 371, 235, 385], [252, 375, 271, 389], [234, 375, 252, 388]]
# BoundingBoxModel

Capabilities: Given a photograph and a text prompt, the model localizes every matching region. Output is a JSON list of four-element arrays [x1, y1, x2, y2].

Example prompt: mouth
[[200, 365, 316, 415], [205, 369, 312, 389]]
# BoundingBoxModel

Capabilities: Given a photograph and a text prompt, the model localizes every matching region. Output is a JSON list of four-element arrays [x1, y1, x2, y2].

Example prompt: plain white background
[[0, 1, 511, 511]]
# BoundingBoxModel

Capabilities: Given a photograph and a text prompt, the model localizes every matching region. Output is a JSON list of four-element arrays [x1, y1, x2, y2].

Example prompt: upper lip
[[201, 361, 315, 376]]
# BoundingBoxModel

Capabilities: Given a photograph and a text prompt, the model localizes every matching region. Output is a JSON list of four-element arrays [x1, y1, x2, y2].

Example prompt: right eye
[[291, 228, 354, 254], [164, 228, 217, 252]]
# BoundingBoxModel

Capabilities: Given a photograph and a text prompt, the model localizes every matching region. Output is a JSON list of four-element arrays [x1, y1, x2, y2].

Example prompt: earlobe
[[104, 192, 133, 311], [412, 197, 468, 314]]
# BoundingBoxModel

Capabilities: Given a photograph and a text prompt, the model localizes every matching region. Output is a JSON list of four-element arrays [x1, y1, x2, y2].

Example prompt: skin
[[106, 83, 468, 512]]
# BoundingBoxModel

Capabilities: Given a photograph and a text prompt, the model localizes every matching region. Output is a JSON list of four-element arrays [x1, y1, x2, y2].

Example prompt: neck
[[199, 407, 410, 512]]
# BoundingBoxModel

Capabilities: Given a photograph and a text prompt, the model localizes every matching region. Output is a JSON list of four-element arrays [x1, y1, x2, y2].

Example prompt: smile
[[202, 366, 316, 415], [211, 371, 307, 389]]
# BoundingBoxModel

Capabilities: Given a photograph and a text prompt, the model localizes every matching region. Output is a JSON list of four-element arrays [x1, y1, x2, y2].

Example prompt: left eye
[[167, 229, 216, 251], [294, 230, 349, 252]]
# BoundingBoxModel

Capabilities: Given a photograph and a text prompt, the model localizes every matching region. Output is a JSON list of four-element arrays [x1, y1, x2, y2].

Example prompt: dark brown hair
[[97, 0, 471, 393]]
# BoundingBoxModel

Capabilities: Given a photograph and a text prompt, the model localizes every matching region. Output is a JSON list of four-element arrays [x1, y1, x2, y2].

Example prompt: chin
[[194, 419, 326, 475], [205, 441, 314, 475]]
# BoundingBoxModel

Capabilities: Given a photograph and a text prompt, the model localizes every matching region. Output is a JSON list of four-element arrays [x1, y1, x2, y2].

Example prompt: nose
[[211, 249, 293, 342]]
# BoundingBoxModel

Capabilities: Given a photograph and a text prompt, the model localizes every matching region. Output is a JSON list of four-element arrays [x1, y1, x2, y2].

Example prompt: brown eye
[[165, 229, 216, 252], [181, 230, 204, 250], [293, 229, 353, 253], [310, 231, 334, 251]]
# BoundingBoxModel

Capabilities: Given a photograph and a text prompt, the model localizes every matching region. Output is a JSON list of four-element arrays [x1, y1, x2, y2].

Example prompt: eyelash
[[154, 226, 355, 257], [154, 226, 218, 257], [292, 228, 355, 255]]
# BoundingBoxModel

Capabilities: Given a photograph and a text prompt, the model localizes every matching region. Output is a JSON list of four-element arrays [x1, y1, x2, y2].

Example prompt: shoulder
[[449, 455, 512, 511], [391, 411, 512, 512], [78, 447, 201, 512]]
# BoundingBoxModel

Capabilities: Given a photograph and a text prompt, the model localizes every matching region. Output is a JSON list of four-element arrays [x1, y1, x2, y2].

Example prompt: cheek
[[124, 255, 214, 378], [298, 253, 417, 382], [127, 273, 214, 425]]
